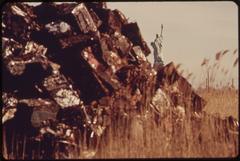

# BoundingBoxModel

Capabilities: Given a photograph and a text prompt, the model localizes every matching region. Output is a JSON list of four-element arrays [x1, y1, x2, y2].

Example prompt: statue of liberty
[[151, 24, 164, 69]]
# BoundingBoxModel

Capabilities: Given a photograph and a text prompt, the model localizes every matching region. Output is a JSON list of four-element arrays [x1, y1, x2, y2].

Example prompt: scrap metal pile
[[2, 2, 238, 159]]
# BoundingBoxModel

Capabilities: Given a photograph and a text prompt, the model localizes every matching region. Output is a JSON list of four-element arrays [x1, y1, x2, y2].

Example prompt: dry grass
[[198, 88, 238, 120], [93, 102, 238, 158]]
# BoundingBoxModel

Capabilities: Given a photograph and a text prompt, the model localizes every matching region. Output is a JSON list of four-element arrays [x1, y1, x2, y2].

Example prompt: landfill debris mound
[[2, 2, 239, 159]]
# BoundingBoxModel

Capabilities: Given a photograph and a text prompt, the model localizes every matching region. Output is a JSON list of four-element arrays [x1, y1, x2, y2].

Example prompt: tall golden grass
[[198, 88, 238, 120], [198, 49, 238, 89]]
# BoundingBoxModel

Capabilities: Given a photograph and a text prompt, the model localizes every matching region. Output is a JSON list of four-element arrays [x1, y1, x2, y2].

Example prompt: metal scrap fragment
[[2, 93, 18, 124], [71, 3, 97, 33]]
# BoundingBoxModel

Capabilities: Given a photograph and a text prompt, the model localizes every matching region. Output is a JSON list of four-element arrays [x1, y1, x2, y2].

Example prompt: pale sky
[[26, 2, 238, 89], [108, 1, 238, 89]]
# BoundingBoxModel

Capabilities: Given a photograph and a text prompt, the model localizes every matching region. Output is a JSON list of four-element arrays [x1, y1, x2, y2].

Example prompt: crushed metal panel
[[6, 60, 26, 76], [59, 33, 97, 49], [112, 31, 132, 57], [85, 2, 107, 10], [2, 37, 23, 59], [99, 32, 130, 72], [2, 93, 18, 124], [43, 73, 68, 91], [99, 34, 127, 72], [122, 22, 151, 56], [92, 72, 110, 95], [43, 73, 81, 109], [94, 8, 123, 34], [102, 51, 123, 73], [19, 98, 60, 127], [156, 62, 206, 113], [71, 3, 98, 33], [54, 88, 81, 108], [81, 47, 121, 90], [11, 5, 30, 22], [22, 41, 48, 57], [2, 108, 17, 124], [2, 3, 40, 42], [112, 9, 128, 25], [88, 8, 102, 28], [176, 76, 193, 97], [99, 33, 112, 52], [107, 10, 123, 33], [45, 21, 72, 35], [81, 47, 102, 70], [4, 41, 49, 76], [10, 3, 38, 23], [157, 62, 180, 86], [132, 46, 147, 62]]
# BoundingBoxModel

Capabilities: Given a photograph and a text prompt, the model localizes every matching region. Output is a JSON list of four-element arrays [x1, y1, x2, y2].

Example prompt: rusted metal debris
[[2, 2, 238, 159]]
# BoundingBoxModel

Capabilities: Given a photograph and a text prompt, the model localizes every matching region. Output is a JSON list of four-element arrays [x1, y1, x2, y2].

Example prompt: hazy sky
[[108, 1, 238, 88]]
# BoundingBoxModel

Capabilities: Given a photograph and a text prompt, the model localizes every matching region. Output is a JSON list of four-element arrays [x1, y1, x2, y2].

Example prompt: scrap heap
[[2, 2, 238, 159]]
